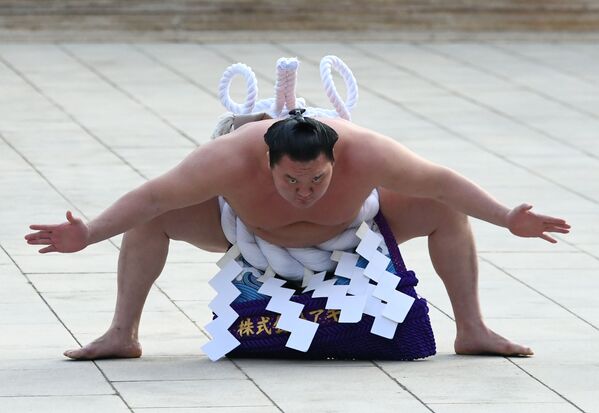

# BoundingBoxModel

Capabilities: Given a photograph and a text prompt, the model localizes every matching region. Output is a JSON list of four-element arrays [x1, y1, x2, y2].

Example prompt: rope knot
[[288, 108, 306, 121]]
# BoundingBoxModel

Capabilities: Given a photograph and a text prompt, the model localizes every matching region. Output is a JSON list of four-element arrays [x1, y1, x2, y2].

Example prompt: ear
[[266, 151, 272, 169]]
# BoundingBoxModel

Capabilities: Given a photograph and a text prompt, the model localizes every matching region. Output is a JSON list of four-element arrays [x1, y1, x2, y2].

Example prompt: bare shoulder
[[320, 118, 405, 166], [181, 120, 272, 185], [321, 118, 392, 148], [144, 120, 274, 209], [320, 118, 441, 188]]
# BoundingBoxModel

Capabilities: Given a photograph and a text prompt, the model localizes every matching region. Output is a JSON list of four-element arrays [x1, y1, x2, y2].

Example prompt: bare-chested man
[[25, 111, 570, 360]]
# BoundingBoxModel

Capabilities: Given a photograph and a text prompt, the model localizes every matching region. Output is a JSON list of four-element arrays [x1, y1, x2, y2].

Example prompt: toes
[[63, 347, 96, 360], [508, 344, 534, 357], [63, 349, 82, 359], [64, 347, 94, 360], [454, 332, 534, 357], [63, 343, 142, 360]]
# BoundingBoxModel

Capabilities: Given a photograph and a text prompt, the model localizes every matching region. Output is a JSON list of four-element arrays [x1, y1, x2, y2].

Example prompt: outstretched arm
[[25, 140, 233, 253], [367, 131, 571, 243]]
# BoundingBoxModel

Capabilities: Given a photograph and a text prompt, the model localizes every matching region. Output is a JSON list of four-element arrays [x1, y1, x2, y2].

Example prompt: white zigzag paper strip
[[302, 271, 328, 293], [332, 251, 371, 295], [373, 271, 415, 324], [355, 223, 390, 282], [364, 289, 398, 339], [355, 223, 415, 338], [258, 276, 319, 352], [303, 267, 367, 323], [202, 253, 243, 361]]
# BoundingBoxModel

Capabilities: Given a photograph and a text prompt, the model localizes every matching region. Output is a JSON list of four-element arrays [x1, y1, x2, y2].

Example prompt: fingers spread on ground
[[39, 246, 57, 253]]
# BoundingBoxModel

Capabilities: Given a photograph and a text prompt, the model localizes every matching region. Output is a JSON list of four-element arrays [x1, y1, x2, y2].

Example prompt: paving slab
[[0, 395, 130, 413], [113, 379, 273, 409], [234, 360, 431, 413]]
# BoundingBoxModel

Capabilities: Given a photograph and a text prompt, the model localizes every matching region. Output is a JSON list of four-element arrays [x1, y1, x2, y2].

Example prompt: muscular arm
[[26, 138, 238, 252], [353, 126, 569, 241], [354, 130, 505, 225], [88, 140, 234, 243]]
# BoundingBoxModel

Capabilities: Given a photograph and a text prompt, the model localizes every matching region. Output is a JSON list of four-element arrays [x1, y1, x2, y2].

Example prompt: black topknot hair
[[264, 109, 338, 167]]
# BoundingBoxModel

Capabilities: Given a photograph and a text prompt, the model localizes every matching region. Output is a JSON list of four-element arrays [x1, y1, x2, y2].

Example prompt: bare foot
[[455, 325, 533, 357], [64, 329, 142, 360]]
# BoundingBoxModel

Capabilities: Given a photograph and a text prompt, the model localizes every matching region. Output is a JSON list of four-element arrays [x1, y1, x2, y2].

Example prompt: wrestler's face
[[270, 153, 334, 208]]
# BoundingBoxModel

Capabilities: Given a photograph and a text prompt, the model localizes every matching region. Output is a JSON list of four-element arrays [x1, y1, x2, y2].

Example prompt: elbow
[[136, 182, 164, 218], [430, 167, 458, 202]]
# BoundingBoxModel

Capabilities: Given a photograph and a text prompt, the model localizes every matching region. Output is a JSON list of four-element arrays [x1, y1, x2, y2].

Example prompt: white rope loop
[[218, 63, 258, 114], [319, 55, 358, 120], [273, 57, 300, 117]]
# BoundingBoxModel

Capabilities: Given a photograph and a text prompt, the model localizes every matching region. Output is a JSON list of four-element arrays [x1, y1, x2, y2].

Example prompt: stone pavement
[[0, 40, 598, 412]]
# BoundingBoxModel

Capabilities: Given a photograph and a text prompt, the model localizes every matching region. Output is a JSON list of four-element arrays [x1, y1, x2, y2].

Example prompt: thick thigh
[[157, 197, 229, 252], [379, 187, 458, 244]]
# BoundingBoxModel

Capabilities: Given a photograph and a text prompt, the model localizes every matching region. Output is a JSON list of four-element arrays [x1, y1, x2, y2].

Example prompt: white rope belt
[[218, 190, 380, 281]]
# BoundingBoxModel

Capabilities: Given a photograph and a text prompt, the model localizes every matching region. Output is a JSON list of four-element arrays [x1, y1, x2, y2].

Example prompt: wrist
[[498, 206, 511, 228], [85, 221, 97, 245]]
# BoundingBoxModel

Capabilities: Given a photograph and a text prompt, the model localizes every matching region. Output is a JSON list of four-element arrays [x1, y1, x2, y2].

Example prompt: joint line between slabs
[[489, 42, 599, 88], [0, 131, 91, 224], [176, 309, 283, 412], [506, 358, 587, 413], [131, 43, 221, 102], [418, 42, 599, 121], [0, 121, 126, 268], [57, 43, 199, 147], [0, 53, 149, 179], [228, 359, 285, 413], [348, 42, 599, 161], [0, 244, 135, 413], [481, 257, 599, 332], [372, 361, 436, 413], [0, 52, 147, 180]]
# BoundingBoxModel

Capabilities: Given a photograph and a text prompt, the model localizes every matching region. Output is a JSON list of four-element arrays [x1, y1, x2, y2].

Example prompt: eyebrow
[[285, 172, 325, 180]]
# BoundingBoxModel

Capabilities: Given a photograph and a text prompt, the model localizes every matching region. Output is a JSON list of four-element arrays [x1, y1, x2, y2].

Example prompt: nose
[[296, 186, 313, 198]]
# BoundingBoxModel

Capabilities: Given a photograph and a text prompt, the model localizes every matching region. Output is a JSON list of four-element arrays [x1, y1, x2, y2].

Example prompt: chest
[[226, 182, 373, 231]]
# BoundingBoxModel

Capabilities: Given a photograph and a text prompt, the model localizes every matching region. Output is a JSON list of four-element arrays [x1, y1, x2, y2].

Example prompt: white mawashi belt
[[218, 189, 379, 282]]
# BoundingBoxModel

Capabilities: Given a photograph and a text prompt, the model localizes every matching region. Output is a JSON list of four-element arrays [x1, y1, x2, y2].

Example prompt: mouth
[[296, 196, 312, 203], [294, 196, 314, 206]]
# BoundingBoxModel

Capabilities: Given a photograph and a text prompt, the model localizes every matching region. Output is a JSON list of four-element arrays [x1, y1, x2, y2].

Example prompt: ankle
[[107, 324, 138, 341], [456, 319, 487, 335]]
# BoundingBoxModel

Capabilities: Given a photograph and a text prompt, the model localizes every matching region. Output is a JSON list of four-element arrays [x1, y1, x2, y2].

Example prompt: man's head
[[264, 109, 339, 208]]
